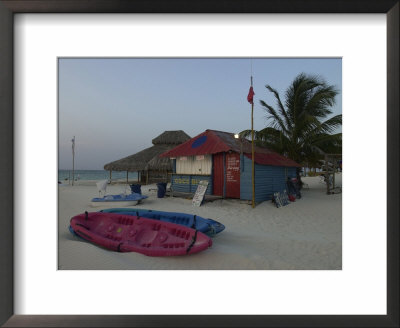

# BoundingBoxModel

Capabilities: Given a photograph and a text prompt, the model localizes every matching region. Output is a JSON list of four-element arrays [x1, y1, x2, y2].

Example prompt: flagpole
[[72, 136, 75, 186], [250, 76, 255, 208]]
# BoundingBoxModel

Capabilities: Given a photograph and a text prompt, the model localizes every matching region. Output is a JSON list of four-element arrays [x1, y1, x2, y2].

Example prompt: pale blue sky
[[58, 58, 342, 170]]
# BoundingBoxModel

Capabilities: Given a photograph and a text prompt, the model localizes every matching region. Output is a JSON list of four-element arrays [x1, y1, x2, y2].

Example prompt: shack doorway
[[212, 153, 224, 196]]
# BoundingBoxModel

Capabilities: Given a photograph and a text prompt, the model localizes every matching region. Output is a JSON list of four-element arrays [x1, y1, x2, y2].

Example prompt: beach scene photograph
[[58, 58, 342, 270]]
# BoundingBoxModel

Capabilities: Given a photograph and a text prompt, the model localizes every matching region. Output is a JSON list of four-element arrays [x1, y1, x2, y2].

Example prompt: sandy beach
[[58, 175, 342, 270]]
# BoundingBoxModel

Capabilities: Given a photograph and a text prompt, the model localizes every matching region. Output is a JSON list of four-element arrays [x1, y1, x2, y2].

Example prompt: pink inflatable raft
[[70, 212, 212, 256]]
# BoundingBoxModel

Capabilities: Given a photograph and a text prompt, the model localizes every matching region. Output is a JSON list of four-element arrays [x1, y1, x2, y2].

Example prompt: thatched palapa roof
[[151, 130, 190, 145], [104, 130, 191, 172]]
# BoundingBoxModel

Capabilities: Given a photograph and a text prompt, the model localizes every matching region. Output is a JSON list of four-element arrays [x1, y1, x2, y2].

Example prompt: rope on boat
[[186, 215, 199, 254], [191, 215, 197, 229], [186, 230, 198, 254]]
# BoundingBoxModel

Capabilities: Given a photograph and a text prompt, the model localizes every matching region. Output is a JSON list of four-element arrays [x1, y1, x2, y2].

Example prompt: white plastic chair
[[96, 179, 108, 197]]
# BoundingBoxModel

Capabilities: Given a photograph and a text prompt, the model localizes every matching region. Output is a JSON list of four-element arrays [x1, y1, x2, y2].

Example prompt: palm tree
[[240, 73, 342, 171]]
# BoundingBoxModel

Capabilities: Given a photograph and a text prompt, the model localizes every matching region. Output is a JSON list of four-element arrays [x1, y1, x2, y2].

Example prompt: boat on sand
[[91, 193, 148, 207], [70, 211, 212, 256], [101, 208, 225, 236]]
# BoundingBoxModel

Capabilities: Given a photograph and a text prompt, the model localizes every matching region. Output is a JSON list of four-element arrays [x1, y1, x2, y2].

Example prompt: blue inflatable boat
[[91, 193, 148, 207], [100, 208, 225, 236]]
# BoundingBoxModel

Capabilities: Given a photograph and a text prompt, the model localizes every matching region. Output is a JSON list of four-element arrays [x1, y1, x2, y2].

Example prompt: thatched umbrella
[[104, 130, 190, 184]]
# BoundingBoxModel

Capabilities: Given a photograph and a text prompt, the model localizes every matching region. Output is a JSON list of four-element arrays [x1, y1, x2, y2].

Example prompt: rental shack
[[160, 129, 301, 203]]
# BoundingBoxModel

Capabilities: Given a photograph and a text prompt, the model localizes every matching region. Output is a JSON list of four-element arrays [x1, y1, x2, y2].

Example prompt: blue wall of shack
[[170, 154, 297, 201], [240, 155, 297, 202], [170, 174, 213, 194]]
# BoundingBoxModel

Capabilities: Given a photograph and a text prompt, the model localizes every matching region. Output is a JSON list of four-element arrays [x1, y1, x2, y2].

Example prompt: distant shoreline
[[58, 169, 140, 182], [58, 179, 142, 186]]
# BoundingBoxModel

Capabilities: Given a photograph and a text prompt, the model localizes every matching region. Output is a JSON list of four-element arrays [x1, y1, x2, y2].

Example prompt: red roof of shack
[[160, 129, 301, 168]]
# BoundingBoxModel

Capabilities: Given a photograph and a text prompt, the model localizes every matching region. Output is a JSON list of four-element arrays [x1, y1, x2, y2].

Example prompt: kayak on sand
[[100, 207, 225, 236], [70, 211, 212, 256]]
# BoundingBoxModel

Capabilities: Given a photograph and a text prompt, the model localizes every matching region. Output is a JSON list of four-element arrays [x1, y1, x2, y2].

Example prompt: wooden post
[[251, 76, 255, 208], [126, 171, 129, 184], [325, 154, 329, 194], [109, 170, 112, 182], [71, 136, 75, 186]]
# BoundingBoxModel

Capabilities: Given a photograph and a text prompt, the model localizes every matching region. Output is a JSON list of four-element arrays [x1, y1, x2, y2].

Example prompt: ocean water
[[58, 170, 139, 182]]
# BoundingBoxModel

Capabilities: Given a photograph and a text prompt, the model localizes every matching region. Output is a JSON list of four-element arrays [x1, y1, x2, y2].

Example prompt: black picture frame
[[0, 1, 398, 327]]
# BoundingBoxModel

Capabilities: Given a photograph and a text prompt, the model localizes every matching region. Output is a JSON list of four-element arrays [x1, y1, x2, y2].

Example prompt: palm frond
[[303, 85, 338, 118], [239, 129, 252, 139], [260, 100, 289, 135], [307, 114, 342, 135], [265, 85, 292, 129]]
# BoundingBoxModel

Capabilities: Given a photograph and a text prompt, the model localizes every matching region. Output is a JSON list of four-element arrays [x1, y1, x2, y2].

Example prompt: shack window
[[176, 155, 212, 175]]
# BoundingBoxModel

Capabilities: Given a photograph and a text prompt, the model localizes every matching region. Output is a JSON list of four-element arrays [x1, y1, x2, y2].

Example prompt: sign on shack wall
[[192, 180, 209, 206]]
